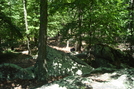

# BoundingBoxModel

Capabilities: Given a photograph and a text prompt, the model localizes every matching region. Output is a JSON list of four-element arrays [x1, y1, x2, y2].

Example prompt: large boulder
[[89, 68, 134, 89], [90, 44, 134, 68], [36, 68, 134, 89], [45, 46, 93, 79], [36, 76, 93, 89]]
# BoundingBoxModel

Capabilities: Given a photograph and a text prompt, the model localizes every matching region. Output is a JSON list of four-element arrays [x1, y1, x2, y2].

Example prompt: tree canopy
[[0, 0, 132, 46]]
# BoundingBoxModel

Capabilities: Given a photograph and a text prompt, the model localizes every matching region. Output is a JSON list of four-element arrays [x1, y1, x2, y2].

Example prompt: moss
[[0, 63, 35, 81]]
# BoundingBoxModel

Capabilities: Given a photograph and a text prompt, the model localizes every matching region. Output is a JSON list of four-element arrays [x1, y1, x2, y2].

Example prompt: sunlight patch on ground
[[21, 50, 29, 55], [90, 74, 127, 89], [49, 46, 71, 53]]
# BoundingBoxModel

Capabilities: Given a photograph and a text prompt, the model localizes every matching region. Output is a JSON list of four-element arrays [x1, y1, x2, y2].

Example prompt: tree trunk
[[34, 0, 48, 82], [75, 7, 82, 53], [87, 5, 93, 51], [131, 0, 134, 51], [23, 0, 31, 55], [34, 36, 38, 46]]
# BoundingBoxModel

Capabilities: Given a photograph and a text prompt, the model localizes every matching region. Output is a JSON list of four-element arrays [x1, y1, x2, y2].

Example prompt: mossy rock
[[0, 63, 34, 81]]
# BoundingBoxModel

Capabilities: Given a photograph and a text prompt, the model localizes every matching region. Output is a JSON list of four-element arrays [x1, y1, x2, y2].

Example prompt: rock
[[35, 68, 134, 89], [45, 46, 93, 77], [91, 58, 114, 68], [74, 53, 88, 59], [90, 68, 134, 89], [36, 76, 93, 89], [90, 44, 134, 68]]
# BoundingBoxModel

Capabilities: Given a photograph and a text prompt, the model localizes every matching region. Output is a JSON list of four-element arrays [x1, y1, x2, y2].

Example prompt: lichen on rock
[[46, 46, 93, 77]]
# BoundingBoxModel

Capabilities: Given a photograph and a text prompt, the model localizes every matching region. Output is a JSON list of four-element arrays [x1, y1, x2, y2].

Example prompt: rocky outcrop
[[36, 68, 134, 89], [90, 44, 134, 68], [46, 46, 93, 78], [36, 76, 93, 89], [0, 46, 92, 81]]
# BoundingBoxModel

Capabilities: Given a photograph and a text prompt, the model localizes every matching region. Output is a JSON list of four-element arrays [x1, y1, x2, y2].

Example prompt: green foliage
[[127, 35, 134, 45], [0, 12, 23, 38], [0, 0, 130, 47], [0, 0, 39, 45], [0, 63, 34, 81], [89, 67, 117, 74], [49, 0, 129, 45]]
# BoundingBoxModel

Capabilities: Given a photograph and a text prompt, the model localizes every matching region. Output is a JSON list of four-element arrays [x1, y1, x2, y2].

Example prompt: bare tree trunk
[[75, 7, 82, 53], [34, 0, 48, 82], [23, 0, 31, 54], [127, 0, 134, 52], [87, 4, 93, 51]]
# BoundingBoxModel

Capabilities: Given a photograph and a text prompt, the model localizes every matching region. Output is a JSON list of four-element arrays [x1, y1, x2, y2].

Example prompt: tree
[[34, 0, 48, 82], [0, 0, 24, 49], [127, 0, 134, 51], [0, 11, 23, 49], [56, 0, 128, 47], [23, 0, 31, 54]]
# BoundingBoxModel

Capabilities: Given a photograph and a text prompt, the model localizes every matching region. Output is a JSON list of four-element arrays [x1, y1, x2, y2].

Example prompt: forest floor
[[0, 42, 133, 89], [0, 42, 75, 89]]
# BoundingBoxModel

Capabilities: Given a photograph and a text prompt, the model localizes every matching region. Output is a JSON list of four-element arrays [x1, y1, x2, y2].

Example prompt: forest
[[0, 0, 134, 89]]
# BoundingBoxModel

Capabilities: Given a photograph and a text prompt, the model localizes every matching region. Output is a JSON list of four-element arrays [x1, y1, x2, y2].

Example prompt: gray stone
[[46, 46, 93, 77], [36, 76, 93, 89], [90, 44, 134, 68], [36, 68, 134, 89]]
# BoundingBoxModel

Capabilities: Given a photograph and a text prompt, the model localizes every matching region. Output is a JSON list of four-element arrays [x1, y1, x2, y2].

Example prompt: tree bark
[[34, 0, 48, 82], [75, 7, 82, 53], [128, 0, 134, 52], [23, 0, 31, 54]]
